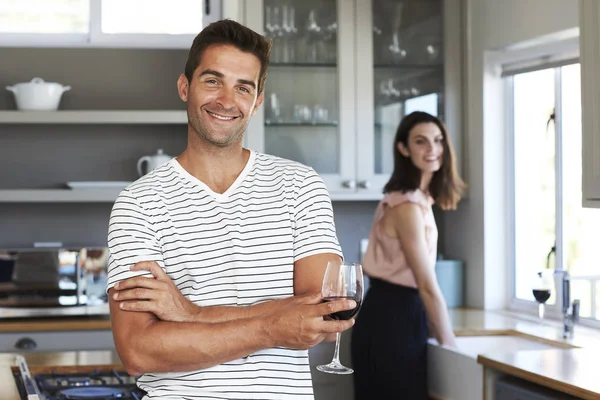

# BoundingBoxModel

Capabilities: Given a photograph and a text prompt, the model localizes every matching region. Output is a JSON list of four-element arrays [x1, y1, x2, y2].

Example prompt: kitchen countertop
[[3, 309, 600, 399], [2, 350, 121, 400], [446, 309, 600, 399], [478, 349, 600, 400], [0, 315, 111, 332]]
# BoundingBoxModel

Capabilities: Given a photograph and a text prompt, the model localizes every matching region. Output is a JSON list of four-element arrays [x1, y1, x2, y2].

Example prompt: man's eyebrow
[[199, 69, 257, 89], [237, 79, 256, 89], [199, 69, 224, 78]]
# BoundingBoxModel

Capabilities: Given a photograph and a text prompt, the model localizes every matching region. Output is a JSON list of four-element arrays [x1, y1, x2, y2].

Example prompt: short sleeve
[[106, 190, 164, 292], [293, 169, 343, 262]]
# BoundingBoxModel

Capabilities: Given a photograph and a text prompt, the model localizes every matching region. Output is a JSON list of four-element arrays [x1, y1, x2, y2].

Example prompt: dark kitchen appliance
[[0, 247, 110, 319], [14, 356, 146, 400]]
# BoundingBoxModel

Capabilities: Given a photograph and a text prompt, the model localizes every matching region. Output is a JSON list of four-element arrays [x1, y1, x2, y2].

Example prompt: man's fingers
[[297, 292, 322, 305], [130, 260, 166, 279], [114, 276, 160, 291], [113, 288, 157, 302], [319, 319, 355, 334], [315, 298, 357, 318], [119, 300, 154, 312]]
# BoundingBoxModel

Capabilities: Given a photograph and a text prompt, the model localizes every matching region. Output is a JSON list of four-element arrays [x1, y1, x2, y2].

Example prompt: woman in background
[[351, 111, 465, 399]]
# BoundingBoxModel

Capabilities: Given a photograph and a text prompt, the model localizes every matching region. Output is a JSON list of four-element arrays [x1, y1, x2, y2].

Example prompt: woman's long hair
[[383, 111, 465, 210]]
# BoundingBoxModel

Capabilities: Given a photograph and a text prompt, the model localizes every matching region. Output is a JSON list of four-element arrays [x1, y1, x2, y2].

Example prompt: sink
[[454, 334, 559, 359]]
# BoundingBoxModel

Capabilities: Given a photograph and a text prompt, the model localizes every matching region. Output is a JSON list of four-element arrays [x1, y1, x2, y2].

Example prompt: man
[[106, 19, 355, 399]]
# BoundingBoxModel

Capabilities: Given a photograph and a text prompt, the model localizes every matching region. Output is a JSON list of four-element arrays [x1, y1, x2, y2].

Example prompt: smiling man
[[106, 20, 355, 400]]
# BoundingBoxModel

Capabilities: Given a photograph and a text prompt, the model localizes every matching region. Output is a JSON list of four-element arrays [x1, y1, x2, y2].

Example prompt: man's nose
[[216, 88, 236, 109]]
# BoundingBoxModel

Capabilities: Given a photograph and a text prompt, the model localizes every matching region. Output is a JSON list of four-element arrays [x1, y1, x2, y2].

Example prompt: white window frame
[[500, 39, 600, 329], [0, 0, 222, 49]]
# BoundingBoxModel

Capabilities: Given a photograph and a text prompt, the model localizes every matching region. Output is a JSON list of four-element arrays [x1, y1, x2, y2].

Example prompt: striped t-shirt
[[106, 150, 342, 400]]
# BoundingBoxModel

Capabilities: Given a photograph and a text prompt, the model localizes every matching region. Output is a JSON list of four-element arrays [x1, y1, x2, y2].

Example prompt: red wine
[[322, 296, 362, 320], [532, 289, 551, 304]]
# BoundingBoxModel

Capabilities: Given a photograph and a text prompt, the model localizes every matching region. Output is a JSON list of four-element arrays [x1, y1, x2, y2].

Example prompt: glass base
[[316, 361, 354, 375]]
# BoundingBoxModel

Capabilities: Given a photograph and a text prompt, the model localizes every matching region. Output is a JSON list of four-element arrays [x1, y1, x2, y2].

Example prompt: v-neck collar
[[171, 150, 255, 202]]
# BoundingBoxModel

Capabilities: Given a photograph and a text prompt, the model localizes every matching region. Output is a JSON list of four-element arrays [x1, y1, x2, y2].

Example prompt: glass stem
[[539, 303, 545, 319], [332, 332, 342, 364]]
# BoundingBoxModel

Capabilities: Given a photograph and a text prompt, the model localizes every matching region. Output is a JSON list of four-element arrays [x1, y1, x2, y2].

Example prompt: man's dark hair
[[184, 19, 272, 95]]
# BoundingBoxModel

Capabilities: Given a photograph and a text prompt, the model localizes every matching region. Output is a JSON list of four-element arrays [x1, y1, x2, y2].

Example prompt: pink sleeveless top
[[362, 190, 438, 288]]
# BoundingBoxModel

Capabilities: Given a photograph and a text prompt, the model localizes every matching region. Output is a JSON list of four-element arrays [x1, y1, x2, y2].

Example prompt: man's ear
[[397, 141, 410, 157], [177, 74, 189, 102], [251, 91, 264, 116]]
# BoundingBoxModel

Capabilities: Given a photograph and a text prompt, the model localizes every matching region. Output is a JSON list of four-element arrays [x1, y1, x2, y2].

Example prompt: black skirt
[[351, 277, 429, 400]]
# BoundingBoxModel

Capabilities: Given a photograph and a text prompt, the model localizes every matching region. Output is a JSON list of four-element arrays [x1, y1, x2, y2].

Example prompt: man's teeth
[[208, 111, 235, 120]]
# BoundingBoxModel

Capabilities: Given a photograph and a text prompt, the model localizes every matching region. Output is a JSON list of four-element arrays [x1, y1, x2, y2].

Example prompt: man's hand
[[112, 261, 199, 322], [266, 292, 356, 350]]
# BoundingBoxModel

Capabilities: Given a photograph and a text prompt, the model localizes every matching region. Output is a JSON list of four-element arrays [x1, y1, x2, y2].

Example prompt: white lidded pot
[[137, 149, 172, 176], [6, 77, 71, 111]]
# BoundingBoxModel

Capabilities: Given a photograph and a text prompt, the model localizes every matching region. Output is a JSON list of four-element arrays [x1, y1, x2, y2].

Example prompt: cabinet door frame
[[242, 0, 358, 195], [580, 0, 600, 207], [355, 0, 464, 196]]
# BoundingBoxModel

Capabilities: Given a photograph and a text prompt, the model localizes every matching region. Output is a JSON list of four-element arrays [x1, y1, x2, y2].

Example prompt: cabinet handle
[[15, 337, 37, 351], [341, 180, 356, 189], [357, 180, 371, 189]]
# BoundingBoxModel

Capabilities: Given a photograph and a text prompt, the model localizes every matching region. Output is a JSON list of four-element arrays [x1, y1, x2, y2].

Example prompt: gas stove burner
[[14, 363, 146, 400], [57, 386, 126, 399]]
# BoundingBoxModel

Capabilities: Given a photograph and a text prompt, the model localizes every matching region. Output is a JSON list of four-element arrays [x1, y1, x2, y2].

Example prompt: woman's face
[[398, 122, 444, 174]]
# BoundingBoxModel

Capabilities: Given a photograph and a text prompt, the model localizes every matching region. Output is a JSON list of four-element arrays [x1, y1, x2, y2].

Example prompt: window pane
[[0, 0, 89, 33], [101, 0, 203, 34], [561, 63, 600, 319], [513, 68, 556, 301]]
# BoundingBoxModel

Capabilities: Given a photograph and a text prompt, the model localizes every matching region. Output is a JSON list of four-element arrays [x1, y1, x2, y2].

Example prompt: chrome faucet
[[554, 269, 580, 338]]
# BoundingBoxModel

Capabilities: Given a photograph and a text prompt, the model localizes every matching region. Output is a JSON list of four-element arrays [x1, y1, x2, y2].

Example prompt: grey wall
[[0, 201, 381, 256], [0, 47, 190, 249], [0, 47, 446, 262], [332, 201, 378, 262], [445, 0, 579, 309], [1, 48, 188, 110], [0, 48, 384, 256]]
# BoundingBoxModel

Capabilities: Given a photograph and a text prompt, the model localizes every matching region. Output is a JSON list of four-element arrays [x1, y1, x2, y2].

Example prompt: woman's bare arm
[[390, 203, 456, 347]]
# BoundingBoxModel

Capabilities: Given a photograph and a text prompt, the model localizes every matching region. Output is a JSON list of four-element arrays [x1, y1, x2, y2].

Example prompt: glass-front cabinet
[[244, 0, 463, 199]]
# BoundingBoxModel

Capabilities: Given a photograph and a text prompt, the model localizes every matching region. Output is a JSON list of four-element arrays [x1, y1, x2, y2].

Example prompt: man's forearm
[[188, 296, 295, 323], [120, 316, 272, 375]]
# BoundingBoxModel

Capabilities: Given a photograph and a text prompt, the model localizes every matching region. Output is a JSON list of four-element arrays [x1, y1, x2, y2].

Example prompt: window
[[509, 63, 600, 322], [0, 0, 221, 48]]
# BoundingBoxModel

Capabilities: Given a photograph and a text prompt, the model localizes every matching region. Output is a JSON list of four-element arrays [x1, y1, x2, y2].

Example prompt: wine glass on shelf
[[305, 9, 323, 63], [316, 261, 363, 375], [532, 270, 553, 322]]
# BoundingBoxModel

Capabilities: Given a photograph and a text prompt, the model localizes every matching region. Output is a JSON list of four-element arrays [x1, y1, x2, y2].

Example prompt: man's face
[[177, 44, 264, 147]]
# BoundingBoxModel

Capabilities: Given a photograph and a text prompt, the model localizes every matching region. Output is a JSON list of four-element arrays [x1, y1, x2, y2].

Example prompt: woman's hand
[[112, 261, 199, 322]]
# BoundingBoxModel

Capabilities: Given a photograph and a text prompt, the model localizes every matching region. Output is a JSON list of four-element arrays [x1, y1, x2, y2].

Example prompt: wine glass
[[532, 270, 553, 321], [316, 261, 363, 375]]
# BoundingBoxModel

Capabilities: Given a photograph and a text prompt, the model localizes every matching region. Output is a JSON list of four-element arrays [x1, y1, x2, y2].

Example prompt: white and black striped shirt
[[107, 150, 342, 399]]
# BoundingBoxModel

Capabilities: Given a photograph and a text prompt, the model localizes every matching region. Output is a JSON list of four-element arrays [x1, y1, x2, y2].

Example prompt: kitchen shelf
[[374, 64, 443, 69], [0, 110, 187, 124], [0, 189, 383, 203], [0, 189, 124, 203]]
